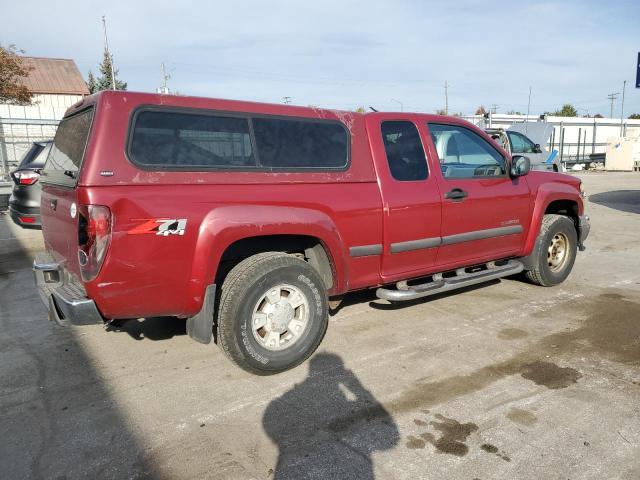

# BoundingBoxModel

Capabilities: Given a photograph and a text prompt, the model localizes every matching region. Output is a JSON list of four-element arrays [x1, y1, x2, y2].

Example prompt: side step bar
[[376, 260, 524, 302]]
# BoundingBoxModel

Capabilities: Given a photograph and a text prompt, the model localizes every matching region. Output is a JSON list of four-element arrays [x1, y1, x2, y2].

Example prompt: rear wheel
[[217, 252, 328, 375], [525, 214, 577, 286]]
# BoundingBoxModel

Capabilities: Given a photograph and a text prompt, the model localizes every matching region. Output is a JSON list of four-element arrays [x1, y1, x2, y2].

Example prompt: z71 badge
[[128, 219, 187, 236]]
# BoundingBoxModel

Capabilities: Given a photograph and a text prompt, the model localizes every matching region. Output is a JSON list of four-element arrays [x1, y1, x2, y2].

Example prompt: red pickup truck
[[34, 91, 589, 374]]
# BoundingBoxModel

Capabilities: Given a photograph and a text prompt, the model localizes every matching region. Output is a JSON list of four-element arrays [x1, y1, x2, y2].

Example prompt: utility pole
[[620, 80, 627, 136], [607, 92, 619, 118], [159, 62, 171, 94], [525, 86, 532, 133], [444, 81, 449, 115], [282, 96, 292, 105], [491, 104, 498, 114], [101, 15, 116, 90]]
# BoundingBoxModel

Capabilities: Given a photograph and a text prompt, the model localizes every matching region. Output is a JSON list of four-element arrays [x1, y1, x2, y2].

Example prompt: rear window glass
[[42, 108, 94, 185], [252, 118, 348, 169], [130, 111, 254, 168]]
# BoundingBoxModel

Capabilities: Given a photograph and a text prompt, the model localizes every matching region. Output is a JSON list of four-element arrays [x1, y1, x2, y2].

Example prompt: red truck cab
[[34, 91, 589, 374]]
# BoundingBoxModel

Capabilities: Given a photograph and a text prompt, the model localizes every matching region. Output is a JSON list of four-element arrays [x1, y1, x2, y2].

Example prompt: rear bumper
[[9, 206, 41, 229], [33, 252, 104, 326], [578, 215, 590, 251]]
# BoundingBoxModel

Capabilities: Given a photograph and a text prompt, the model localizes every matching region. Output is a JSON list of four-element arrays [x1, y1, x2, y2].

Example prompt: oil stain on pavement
[[387, 293, 640, 414]]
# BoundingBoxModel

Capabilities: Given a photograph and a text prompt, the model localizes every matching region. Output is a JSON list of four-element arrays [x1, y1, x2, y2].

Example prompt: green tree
[[547, 104, 578, 117], [354, 106, 366, 113], [629, 113, 640, 120], [87, 50, 127, 93], [0, 44, 33, 105], [435, 108, 447, 115]]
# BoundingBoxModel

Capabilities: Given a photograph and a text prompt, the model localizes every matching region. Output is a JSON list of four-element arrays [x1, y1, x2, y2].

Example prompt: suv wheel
[[217, 252, 329, 375], [525, 214, 577, 286]]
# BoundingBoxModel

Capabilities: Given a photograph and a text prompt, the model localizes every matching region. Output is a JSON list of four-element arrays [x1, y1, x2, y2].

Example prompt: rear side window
[[380, 121, 428, 181], [128, 108, 350, 171], [130, 111, 254, 168], [42, 108, 94, 186], [252, 118, 348, 169]]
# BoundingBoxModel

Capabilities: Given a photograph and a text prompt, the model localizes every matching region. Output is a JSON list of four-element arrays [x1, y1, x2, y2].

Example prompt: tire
[[217, 252, 329, 375], [525, 214, 577, 286]]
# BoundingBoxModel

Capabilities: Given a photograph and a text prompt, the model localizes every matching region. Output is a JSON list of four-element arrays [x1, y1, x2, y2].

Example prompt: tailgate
[[40, 107, 94, 277]]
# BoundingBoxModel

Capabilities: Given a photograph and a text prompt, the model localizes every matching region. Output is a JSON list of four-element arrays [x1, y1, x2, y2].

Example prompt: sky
[[3, 0, 640, 116]]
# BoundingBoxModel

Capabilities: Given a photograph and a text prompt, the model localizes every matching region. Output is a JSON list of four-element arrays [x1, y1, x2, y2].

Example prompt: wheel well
[[216, 235, 335, 290], [544, 200, 579, 231]]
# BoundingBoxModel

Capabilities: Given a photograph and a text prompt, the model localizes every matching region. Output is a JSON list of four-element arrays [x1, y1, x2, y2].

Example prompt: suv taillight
[[12, 170, 40, 185], [78, 205, 112, 281]]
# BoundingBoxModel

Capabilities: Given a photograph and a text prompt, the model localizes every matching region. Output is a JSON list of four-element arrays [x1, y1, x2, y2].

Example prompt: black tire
[[525, 214, 577, 286], [217, 252, 329, 375]]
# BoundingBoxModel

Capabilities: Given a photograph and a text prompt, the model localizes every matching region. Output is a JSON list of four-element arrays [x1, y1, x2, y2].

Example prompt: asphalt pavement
[[1, 172, 639, 480]]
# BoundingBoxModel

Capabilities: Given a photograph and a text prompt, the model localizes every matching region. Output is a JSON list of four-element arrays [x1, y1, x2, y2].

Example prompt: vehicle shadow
[[105, 316, 187, 341], [0, 214, 160, 479], [588, 190, 640, 214], [263, 352, 399, 479]]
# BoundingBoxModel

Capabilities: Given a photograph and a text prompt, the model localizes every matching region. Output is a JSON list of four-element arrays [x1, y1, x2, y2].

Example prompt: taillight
[[77, 205, 112, 281], [12, 170, 40, 185]]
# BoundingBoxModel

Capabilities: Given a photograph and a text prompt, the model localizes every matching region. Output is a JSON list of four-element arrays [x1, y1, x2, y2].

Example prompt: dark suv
[[9, 140, 52, 229]]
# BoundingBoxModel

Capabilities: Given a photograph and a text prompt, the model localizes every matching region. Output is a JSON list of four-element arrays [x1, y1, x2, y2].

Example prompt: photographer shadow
[[263, 352, 398, 479]]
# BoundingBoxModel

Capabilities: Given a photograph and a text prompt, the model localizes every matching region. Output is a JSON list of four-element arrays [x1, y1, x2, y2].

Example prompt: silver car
[[485, 125, 562, 172]]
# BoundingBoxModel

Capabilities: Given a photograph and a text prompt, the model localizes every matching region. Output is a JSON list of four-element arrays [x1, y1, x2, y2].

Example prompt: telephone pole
[[101, 15, 116, 91], [444, 81, 449, 115], [620, 80, 627, 136], [607, 92, 619, 118], [491, 104, 498, 114], [525, 86, 532, 133]]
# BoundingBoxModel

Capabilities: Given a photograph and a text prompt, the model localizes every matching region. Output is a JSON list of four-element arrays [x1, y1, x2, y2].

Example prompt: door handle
[[50, 199, 57, 210], [444, 188, 468, 201]]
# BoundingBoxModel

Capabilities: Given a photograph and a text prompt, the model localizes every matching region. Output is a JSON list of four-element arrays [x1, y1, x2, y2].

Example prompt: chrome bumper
[[33, 252, 104, 326]]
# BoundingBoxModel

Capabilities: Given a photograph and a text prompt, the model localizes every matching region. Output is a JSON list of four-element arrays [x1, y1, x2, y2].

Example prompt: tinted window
[[429, 123, 506, 178], [252, 118, 348, 169], [42, 108, 94, 185], [17, 143, 45, 169], [508, 132, 535, 154], [380, 121, 428, 181], [130, 111, 254, 168]]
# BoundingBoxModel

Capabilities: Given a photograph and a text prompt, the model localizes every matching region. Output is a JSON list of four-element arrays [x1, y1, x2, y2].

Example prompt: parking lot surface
[[1, 172, 639, 480]]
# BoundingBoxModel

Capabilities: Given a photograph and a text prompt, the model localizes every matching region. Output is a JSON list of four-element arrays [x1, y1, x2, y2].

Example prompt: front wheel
[[525, 214, 577, 286], [217, 252, 329, 375]]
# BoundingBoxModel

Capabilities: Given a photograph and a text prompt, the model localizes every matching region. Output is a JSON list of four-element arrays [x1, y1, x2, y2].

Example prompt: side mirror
[[510, 155, 531, 177], [534, 143, 542, 153]]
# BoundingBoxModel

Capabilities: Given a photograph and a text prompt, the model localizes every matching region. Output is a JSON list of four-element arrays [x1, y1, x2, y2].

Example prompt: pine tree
[[88, 50, 127, 93], [86, 70, 97, 94]]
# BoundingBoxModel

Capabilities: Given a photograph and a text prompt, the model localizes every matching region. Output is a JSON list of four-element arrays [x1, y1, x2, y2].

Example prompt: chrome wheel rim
[[251, 284, 310, 351], [547, 232, 569, 272]]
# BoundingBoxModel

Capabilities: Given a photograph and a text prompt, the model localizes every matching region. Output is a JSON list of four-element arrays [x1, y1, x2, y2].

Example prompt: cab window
[[428, 123, 506, 178], [508, 132, 535, 154], [380, 121, 428, 181]]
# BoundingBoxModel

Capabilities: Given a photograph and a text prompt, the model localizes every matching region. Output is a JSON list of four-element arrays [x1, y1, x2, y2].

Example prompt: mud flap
[[186, 284, 216, 344]]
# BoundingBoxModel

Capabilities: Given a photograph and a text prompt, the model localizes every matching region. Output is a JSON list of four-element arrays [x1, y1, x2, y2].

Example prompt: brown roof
[[19, 57, 89, 95]]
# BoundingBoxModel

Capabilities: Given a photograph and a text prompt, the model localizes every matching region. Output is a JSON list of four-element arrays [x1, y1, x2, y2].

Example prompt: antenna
[[102, 15, 116, 90], [159, 62, 171, 94]]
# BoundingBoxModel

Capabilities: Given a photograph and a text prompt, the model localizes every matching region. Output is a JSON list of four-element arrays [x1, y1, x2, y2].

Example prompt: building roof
[[19, 57, 89, 95]]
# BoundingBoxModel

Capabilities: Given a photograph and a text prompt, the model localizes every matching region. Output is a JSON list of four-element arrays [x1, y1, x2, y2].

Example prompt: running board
[[376, 260, 524, 302]]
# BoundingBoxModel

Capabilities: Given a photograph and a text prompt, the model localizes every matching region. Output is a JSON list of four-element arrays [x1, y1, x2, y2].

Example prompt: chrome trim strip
[[390, 237, 441, 254], [349, 244, 383, 257], [441, 225, 523, 246]]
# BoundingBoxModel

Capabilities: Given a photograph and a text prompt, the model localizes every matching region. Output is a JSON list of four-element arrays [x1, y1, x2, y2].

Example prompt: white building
[[0, 57, 89, 178]]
